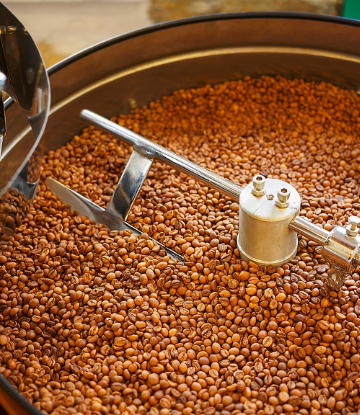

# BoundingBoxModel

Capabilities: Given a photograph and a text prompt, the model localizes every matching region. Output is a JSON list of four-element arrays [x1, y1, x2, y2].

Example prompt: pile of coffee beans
[[1, 76, 360, 415]]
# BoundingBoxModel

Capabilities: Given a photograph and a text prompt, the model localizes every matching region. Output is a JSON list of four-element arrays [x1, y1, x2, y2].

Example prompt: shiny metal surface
[[0, 3, 49, 193], [0, 71, 6, 156], [289, 216, 360, 290], [346, 216, 360, 237], [323, 226, 359, 269], [252, 175, 266, 197], [81, 110, 243, 201], [289, 216, 330, 246], [107, 150, 153, 221], [0, 3, 49, 242], [238, 178, 300, 267], [322, 226, 360, 290]]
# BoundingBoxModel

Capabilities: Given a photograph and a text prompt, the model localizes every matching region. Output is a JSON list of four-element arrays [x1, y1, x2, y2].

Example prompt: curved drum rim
[[48, 11, 360, 77]]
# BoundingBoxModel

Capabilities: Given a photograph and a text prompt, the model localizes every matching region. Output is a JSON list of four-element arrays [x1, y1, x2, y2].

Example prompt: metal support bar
[[47, 109, 244, 264], [106, 149, 153, 221], [289, 216, 329, 246], [80, 109, 242, 202]]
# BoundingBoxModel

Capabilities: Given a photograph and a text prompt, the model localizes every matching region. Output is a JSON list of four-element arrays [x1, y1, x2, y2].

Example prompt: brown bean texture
[[1, 76, 360, 415]]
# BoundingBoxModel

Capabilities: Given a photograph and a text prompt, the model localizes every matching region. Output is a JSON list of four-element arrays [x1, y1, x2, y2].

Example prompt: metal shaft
[[289, 216, 329, 245], [81, 109, 242, 202], [45, 108, 360, 292]]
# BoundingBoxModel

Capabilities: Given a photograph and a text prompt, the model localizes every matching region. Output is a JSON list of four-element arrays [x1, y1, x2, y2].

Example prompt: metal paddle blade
[[46, 177, 184, 262]]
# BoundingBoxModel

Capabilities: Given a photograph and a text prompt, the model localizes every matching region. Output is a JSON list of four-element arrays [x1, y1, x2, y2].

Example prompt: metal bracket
[[106, 149, 153, 221]]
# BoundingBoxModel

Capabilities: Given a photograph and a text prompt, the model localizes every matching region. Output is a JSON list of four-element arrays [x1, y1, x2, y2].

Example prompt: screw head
[[346, 216, 360, 237], [275, 187, 290, 208], [251, 175, 265, 197], [349, 216, 360, 226]]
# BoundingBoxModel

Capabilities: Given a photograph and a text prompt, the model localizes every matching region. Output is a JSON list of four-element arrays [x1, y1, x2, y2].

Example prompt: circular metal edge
[[46, 11, 360, 78], [237, 233, 298, 267], [239, 179, 301, 222], [5, 11, 360, 113]]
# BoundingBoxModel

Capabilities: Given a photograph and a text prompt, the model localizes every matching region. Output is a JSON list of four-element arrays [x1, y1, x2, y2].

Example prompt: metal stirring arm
[[48, 109, 360, 290], [47, 111, 244, 262], [80, 109, 242, 202], [106, 150, 153, 221]]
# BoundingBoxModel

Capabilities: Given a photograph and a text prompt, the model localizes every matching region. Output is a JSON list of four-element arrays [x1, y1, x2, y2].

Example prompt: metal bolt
[[275, 187, 290, 208], [346, 216, 360, 237], [251, 175, 265, 197]]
